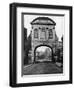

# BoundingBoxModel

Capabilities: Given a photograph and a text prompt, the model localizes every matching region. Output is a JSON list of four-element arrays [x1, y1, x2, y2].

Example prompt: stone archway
[[34, 44, 53, 63]]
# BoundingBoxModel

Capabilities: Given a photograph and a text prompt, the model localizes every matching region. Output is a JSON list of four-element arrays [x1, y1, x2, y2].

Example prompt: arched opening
[[34, 45, 53, 63]]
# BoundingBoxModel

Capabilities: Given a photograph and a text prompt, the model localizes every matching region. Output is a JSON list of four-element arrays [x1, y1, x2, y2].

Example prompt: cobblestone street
[[23, 62, 63, 75]]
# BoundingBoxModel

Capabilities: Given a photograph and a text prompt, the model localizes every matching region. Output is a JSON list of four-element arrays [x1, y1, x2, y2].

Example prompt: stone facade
[[30, 17, 59, 63]]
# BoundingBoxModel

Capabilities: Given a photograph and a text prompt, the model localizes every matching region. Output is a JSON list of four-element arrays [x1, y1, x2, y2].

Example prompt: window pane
[[34, 29, 38, 38], [40, 30, 46, 39], [40, 27, 46, 39], [48, 29, 53, 39]]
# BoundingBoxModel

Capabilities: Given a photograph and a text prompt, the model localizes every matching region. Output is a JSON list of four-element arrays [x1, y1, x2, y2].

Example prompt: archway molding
[[34, 44, 53, 63]]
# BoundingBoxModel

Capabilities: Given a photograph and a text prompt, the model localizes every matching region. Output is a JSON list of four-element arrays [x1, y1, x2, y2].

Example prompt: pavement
[[23, 62, 63, 75]]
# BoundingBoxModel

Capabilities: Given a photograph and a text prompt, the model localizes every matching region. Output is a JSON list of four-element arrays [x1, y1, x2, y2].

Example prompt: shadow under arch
[[34, 44, 54, 63]]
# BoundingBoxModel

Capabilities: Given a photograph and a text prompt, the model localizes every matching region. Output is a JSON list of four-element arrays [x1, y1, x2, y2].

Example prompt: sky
[[24, 14, 64, 41]]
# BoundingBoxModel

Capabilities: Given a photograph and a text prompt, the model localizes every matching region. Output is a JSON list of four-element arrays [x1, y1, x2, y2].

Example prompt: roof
[[31, 17, 56, 25]]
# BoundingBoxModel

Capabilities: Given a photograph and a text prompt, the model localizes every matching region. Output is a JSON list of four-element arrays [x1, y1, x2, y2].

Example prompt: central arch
[[34, 44, 54, 63]]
